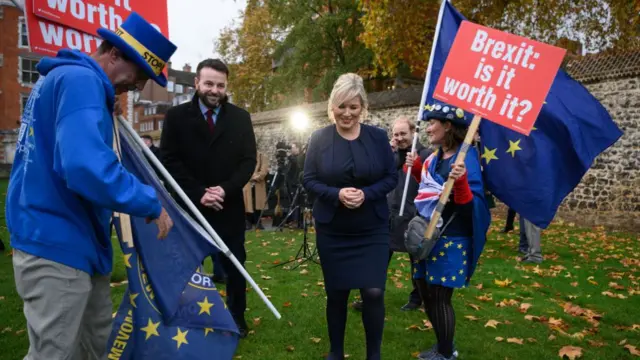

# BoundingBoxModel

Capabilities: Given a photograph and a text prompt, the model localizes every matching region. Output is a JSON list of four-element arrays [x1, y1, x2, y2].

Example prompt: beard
[[197, 90, 227, 109]]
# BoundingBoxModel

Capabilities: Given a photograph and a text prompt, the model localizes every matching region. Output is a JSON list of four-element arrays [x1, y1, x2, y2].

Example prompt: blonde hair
[[393, 116, 415, 132], [327, 73, 369, 122]]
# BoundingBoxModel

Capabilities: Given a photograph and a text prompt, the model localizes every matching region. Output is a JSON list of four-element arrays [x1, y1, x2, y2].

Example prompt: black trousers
[[218, 234, 247, 324], [506, 208, 516, 229], [388, 251, 422, 305]]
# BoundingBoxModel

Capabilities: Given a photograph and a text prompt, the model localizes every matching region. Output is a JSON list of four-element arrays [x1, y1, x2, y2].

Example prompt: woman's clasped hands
[[339, 187, 365, 209]]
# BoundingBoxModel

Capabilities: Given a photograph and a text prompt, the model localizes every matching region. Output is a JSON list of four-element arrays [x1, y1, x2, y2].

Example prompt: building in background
[[0, 0, 41, 164], [124, 63, 197, 145]]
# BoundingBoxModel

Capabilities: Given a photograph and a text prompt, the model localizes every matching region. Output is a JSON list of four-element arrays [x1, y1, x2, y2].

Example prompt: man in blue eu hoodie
[[6, 13, 177, 360]]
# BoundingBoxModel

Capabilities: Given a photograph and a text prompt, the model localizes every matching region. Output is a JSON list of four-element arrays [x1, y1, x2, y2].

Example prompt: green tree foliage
[[359, 0, 640, 78], [265, 0, 375, 104], [216, 0, 279, 113]]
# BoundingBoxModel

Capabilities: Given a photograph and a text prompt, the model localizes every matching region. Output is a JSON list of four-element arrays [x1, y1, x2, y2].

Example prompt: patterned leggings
[[417, 279, 455, 358]]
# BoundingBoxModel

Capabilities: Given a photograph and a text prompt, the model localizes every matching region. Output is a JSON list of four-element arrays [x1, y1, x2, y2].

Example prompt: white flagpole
[[117, 116, 282, 320], [399, 0, 448, 216]]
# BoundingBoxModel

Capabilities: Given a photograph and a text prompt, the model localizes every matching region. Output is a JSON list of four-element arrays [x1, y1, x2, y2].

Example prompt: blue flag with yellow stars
[[104, 124, 239, 359], [423, 1, 623, 228]]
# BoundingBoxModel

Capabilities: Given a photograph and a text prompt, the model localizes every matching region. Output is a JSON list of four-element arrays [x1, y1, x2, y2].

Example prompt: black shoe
[[400, 302, 421, 311], [235, 318, 249, 339], [351, 300, 363, 311], [501, 227, 514, 233]]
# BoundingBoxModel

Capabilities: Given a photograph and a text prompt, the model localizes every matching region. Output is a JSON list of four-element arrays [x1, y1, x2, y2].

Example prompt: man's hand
[[207, 186, 225, 199], [201, 191, 224, 211], [146, 207, 173, 239]]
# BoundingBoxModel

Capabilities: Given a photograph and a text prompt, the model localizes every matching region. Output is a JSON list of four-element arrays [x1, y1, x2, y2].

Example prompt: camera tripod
[[272, 206, 319, 270], [273, 184, 304, 231], [255, 169, 282, 230]]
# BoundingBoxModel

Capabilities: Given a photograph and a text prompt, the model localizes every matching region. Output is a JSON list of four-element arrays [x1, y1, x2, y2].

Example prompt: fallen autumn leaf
[[558, 345, 583, 359]]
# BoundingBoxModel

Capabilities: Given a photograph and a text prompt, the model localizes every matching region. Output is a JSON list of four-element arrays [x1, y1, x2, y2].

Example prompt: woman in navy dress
[[303, 73, 398, 360], [404, 104, 491, 360]]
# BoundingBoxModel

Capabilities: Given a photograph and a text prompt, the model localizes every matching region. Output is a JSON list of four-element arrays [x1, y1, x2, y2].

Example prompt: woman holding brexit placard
[[404, 103, 491, 360]]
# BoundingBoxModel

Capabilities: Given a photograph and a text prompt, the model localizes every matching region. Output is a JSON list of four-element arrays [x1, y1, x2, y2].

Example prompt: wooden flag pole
[[423, 114, 482, 240]]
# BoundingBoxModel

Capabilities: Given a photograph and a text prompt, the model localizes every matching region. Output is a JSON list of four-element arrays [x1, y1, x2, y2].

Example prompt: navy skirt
[[315, 205, 389, 291]]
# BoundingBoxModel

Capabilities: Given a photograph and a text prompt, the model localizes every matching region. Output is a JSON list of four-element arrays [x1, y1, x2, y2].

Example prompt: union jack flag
[[414, 152, 444, 228]]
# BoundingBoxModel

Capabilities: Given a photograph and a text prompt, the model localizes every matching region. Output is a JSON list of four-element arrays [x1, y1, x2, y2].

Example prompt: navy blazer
[[303, 124, 398, 224]]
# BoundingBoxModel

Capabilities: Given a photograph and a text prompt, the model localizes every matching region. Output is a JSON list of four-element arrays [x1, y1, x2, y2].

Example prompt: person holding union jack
[[404, 103, 491, 360]]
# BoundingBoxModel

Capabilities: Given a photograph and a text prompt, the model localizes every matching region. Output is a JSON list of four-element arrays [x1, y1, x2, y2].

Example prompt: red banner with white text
[[25, 0, 169, 57]]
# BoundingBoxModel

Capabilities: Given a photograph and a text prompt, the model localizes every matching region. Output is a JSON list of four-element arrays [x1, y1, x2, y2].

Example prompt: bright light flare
[[290, 111, 309, 131]]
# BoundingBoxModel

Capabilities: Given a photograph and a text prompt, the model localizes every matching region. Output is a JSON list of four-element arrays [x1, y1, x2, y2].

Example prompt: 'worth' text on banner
[[433, 21, 566, 135], [25, 0, 169, 57]]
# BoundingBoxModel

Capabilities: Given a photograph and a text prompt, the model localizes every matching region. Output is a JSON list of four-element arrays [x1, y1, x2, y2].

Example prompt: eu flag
[[424, 1, 623, 228], [104, 123, 239, 359]]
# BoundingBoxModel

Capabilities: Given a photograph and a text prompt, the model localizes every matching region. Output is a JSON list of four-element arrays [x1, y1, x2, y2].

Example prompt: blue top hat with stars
[[422, 102, 469, 127], [97, 12, 177, 87]]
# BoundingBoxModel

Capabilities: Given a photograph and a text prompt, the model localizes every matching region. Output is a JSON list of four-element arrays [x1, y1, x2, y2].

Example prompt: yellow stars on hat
[[455, 108, 465, 118], [429, 276, 435, 281], [506, 139, 523, 157], [129, 292, 139, 308], [439, 251, 445, 257], [457, 244, 463, 249], [123, 253, 132, 268], [459, 269, 464, 275], [431, 256, 437, 262], [172, 328, 189, 349], [140, 318, 160, 341], [462, 251, 467, 256], [444, 241, 454, 249], [451, 276, 457, 281], [482, 146, 499, 165], [197, 297, 214, 316], [441, 277, 447, 283], [204, 328, 214, 336]]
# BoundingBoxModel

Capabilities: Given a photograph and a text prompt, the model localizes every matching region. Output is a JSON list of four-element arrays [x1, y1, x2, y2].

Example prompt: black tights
[[326, 288, 385, 360], [417, 280, 456, 358]]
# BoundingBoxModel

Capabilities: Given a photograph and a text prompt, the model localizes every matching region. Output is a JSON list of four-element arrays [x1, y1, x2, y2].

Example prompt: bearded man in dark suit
[[160, 59, 256, 338]]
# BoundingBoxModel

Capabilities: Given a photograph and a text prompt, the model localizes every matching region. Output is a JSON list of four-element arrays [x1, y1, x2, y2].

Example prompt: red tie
[[206, 109, 215, 133]]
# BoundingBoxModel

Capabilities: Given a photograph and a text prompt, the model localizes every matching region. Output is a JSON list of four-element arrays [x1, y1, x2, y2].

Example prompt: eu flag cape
[[416, 145, 491, 282], [104, 124, 239, 359], [424, 1, 623, 228]]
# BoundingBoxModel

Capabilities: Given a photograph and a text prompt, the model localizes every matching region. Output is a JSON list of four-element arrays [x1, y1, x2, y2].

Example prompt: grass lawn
[[0, 178, 638, 359]]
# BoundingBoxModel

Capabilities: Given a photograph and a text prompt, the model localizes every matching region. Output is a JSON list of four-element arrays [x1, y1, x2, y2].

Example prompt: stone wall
[[251, 77, 640, 232], [558, 77, 640, 231]]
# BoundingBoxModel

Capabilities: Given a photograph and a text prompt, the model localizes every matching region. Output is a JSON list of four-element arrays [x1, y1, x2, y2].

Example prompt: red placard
[[433, 21, 566, 135], [25, 1, 100, 55], [32, 0, 168, 38], [25, 0, 169, 57]]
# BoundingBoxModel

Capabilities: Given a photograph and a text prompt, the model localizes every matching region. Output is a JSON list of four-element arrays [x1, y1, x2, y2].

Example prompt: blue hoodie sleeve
[[52, 71, 162, 219]]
